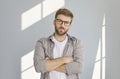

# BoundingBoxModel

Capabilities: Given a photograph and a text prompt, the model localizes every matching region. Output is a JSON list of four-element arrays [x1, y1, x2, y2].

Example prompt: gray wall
[[0, 0, 120, 79]]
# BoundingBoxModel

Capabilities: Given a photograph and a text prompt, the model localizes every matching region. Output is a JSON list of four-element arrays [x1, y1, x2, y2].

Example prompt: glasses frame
[[55, 19, 71, 26]]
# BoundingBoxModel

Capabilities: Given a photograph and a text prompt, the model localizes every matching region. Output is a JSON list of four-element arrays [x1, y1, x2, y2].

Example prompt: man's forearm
[[55, 64, 66, 73], [46, 57, 65, 72], [46, 57, 73, 72]]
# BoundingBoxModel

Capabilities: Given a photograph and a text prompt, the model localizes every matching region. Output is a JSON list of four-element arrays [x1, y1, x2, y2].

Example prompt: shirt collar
[[48, 33, 72, 43]]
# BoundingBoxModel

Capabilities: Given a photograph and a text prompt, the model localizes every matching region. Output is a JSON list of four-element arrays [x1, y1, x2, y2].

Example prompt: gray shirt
[[34, 34, 83, 79]]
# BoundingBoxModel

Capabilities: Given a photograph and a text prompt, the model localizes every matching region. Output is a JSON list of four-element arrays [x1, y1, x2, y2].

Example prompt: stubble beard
[[55, 27, 68, 36]]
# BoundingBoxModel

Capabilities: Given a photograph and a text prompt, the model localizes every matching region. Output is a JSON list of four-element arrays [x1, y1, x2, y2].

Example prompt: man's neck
[[54, 33, 67, 42]]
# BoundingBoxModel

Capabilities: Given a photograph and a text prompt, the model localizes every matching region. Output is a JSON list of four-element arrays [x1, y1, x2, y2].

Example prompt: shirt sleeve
[[65, 39, 84, 75], [33, 39, 46, 74]]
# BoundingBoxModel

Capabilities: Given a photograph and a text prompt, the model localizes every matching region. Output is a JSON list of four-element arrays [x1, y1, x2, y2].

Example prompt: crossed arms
[[34, 39, 83, 75], [45, 56, 73, 73]]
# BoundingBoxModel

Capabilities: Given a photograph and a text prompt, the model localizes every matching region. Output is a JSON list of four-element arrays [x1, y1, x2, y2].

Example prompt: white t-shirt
[[49, 36, 68, 79]]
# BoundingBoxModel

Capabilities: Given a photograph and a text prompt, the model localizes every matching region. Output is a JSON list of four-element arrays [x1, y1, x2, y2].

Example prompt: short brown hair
[[55, 8, 74, 19]]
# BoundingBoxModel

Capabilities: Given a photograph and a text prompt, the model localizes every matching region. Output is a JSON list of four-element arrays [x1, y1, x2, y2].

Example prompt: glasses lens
[[56, 19, 70, 26], [56, 19, 62, 24], [64, 21, 70, 26]]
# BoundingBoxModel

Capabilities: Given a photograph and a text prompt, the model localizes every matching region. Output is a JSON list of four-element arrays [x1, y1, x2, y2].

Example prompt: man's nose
[[61, 22, 65, 26]]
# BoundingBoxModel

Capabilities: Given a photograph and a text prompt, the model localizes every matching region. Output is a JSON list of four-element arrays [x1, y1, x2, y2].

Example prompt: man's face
[[54, 14, 72, 36]]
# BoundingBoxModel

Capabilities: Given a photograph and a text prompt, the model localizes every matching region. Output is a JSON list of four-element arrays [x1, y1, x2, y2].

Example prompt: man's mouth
[[59, 27, 64, 30]]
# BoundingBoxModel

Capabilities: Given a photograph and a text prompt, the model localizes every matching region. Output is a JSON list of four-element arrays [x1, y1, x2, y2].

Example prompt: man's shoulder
[[69, 36, 83, 49], [69, 35, 84, 47], [38, 37, 47, 41], [70, 36, 81, 43], [37, 37, 49, 43], [36, 35, 52, 44]]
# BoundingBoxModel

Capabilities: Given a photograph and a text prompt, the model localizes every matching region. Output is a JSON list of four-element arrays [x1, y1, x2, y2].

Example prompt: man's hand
[[54, 57, 73, 73], [55, 64, 66, 73]]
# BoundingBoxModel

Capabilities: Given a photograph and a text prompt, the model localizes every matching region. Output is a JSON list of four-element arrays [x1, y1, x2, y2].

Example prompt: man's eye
[[58, 20, 62, 23], [65, 22, 69, 24]]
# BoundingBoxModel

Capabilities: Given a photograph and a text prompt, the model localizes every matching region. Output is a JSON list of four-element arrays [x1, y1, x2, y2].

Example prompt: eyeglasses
[[55, 19, 71, 26]]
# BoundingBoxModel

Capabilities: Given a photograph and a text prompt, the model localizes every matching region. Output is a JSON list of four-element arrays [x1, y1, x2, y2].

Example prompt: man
[[34, 8, 83, 79]]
